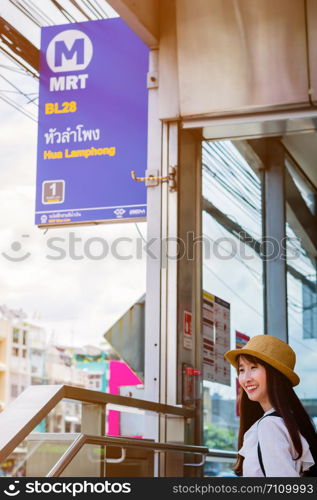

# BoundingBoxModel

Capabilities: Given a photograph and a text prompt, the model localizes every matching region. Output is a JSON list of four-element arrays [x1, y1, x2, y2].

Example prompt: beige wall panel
[[108, 0, 159, 47], [306, 0, 317, 103], [175, 0, 309, 117], [159, 0, 180, 119], [282, 133, 317, 188]]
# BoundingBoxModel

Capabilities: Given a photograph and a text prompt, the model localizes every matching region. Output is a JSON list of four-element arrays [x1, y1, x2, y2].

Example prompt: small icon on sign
[[114, 208, 126, 218], [42, 180, 65, 204], [41, 215, 48, 224], [46, 30, 93, 73], [4, 481, 20, 496]]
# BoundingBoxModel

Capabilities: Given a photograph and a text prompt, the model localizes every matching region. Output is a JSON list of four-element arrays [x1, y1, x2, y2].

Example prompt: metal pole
[[143, 48, 162, 460], [262, 138, 288, 342]]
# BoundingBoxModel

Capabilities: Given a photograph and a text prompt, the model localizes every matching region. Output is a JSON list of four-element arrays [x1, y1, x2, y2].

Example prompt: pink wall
[[107, 360, 142, 436]]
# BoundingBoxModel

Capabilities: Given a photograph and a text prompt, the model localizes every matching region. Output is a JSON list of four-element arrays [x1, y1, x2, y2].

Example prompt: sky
[[0, 94, 147, 347], [0, 1, 147, 348], [0, 1, 316, 401]]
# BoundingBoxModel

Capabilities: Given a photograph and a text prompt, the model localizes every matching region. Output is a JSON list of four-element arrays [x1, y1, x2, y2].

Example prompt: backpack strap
[[257, 441, 266, 476], [257, 411, 280, 477]]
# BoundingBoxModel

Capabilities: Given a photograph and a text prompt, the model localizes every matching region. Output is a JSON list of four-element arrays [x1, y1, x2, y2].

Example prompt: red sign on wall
[[183, 310, 193, 350]]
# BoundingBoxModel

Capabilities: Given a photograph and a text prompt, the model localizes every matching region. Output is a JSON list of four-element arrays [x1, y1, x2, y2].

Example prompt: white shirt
[[239, 408, 315, 477]]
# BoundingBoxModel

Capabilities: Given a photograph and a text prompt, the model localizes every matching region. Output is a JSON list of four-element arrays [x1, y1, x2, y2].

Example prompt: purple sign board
[[35, 19, 148, 226]]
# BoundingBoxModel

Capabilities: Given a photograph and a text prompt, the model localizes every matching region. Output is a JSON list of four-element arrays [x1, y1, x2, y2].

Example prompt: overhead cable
[[50, 0, 77, 22], [82, 0, 104, 18], [67, 0, 92, 19], [0, 72, 38, 106], [8, 0, 42, 27], [0, 93, 37, 121], [24, 0, 55, 25], [0, 16, 40, 72], [0, 46, 38, 78]]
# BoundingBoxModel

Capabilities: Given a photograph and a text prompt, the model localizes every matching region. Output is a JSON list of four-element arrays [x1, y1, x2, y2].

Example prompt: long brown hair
[[233, 354, 317, 476]]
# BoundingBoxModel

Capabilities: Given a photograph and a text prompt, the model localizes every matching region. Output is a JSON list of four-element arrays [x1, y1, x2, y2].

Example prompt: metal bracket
[[184, 452, 206, 467], [88, 447, 127, 464], [147, 71, 158, 89], [131, 166, 177, 192], [103, 448, 126, 464], [145, 169, 160, 187]]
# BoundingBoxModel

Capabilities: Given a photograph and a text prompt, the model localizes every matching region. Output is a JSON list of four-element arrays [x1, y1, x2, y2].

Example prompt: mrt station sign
[[35, 19, 149, 227]]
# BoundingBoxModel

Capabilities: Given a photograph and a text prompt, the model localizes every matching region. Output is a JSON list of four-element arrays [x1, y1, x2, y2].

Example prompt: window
[[65, 421, 71, 433], [11, 384, 18, 398], [12, 347, 19, 357], [287, 217, 317, 417], [202, 140, 263, 476], [12, 328, 19, 344], [201, 133, 317, 477], [282, 132, 317, 425]]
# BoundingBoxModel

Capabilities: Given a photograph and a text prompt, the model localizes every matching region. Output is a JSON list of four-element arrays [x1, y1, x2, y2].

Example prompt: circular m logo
[[46, 29, 93, 73]]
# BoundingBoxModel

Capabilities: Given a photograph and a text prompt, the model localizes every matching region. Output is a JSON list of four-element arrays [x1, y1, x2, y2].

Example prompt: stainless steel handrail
[[207, 448, 237, 459], [47, 433, 87, 477], [62, 386, 194, 418], [46, 434, 209, 477], [88, 447, 127, 465], [0, 384, 194, 464]]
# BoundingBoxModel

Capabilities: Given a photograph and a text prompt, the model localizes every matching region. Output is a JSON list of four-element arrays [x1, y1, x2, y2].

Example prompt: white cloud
[[0, 1, 145, 348], [0, 97, 146, 347]]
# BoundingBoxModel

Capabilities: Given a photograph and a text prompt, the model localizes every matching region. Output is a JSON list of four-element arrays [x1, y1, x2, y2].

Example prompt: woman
[[224, 334, 317, 477]]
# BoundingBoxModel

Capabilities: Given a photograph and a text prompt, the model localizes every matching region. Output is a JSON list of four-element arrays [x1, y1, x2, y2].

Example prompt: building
[[0, 305, 48, 409], [0, 316, 11, 412], [73, 345, 110, 393], [28, 323, 48, 386]]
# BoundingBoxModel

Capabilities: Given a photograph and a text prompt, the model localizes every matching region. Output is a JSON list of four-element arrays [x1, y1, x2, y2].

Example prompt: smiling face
[[238, 355, 273, 412]]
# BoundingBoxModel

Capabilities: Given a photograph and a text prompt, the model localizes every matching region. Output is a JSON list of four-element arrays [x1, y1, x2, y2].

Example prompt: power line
[[203, 262, 263, 318], [203, 141, 316, 288], [67, 0, 92, 20], [206, 141, 261, 196], [204, 262, 315, 349], [97, 0, 112, 17], [134, 223, 147, 244], [203, 158, 261, 217], [81, 0, 103, 18], [0, 49, 38, 78], [204, 141, 261, 198], [24, 0, 56, 25], [203, 173, 261, 235], [50, 0, 77, 23], [0, 93, 37, 121], [8, 0, 42, 27], [0, 73, 38, 106], [0, 62, 32, 75]]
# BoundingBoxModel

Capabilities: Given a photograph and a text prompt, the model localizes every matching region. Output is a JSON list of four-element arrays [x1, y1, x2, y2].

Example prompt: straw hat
[[224, 334, 300, 386]]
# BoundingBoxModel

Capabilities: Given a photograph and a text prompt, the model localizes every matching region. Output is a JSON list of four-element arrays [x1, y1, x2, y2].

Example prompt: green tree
[[203, 423, 236, 450]]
